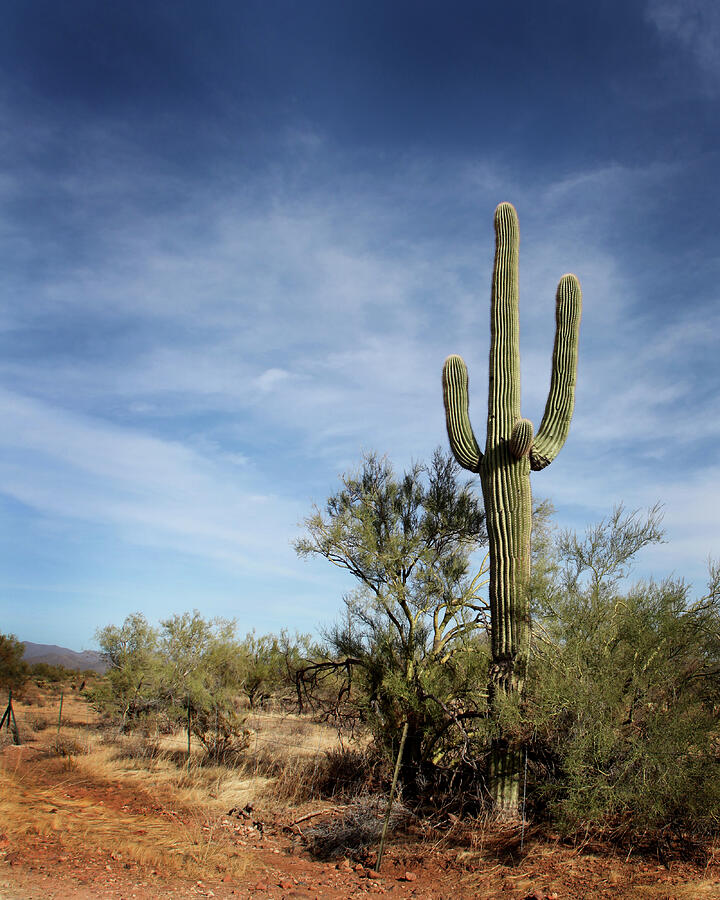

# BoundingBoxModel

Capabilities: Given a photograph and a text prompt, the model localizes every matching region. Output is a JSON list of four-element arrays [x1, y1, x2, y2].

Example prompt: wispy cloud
[[0, 388, 304, 574], [2, 126, 719, 642], [646, 0, 720, 87]]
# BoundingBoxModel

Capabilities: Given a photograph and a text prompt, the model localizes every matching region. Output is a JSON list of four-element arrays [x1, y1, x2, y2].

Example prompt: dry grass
[[0, 756, 249, 881], [81, 729, 266, 812], [236, 711, 376, 806], [3, 686, 99, 741], [0, 688, 371, 881], [0, 729, 247, 878], [245, 709, 346, 756]]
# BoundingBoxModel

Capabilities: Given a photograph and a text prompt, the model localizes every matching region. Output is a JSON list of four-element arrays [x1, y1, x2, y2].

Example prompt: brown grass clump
[[241, 741, 378, 805], [30, 715, 51, 732], [50, 733, 90, 757]]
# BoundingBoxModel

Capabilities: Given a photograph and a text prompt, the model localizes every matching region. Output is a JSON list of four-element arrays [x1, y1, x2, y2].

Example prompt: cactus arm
[[509, 417, 534, 458], [442, 355, 482, 472], [529, 273, 582, 471]]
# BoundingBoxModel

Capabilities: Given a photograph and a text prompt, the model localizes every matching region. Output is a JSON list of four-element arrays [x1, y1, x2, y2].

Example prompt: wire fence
[[0, 688, 362, 761], [0, 686, 95, 746]]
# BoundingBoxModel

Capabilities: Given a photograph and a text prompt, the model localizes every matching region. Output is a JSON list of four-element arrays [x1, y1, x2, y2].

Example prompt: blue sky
[[2, 0, 720, 649]]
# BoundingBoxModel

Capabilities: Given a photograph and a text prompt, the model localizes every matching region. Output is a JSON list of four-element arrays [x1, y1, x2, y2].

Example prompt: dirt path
[[2, 742, 719, 899]]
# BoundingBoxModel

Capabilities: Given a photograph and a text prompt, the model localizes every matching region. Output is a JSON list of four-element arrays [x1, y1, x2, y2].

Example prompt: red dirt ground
[[1, 742, 719, 900]]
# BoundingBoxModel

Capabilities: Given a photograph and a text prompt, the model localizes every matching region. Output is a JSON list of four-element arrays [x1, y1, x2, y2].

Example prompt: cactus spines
[[442, 202, 581, 813]]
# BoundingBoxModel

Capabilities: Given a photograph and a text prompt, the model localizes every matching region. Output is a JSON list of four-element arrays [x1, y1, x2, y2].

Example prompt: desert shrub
[[313, 746, 383, 799], [524, 508, 720, 839], [89, 613, 161, 728], [237, 630, 316, 710], [51, 734, 88, 756], [200, 726, 252, 765], [0, 634, 28, 691], [29, 662, 77, 683], [90, 611, 250, 755], [31, 715, 51, 732]]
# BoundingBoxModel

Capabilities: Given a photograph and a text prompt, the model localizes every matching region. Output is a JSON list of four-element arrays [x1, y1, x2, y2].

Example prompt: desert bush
[[0, 634, 28, 691], [199, 727, 252, 765], [28, 662, 78, 683], [51, 734, 88, 756], [237, 630, 316, 710], [31, 715, 51, 732], [523, 507, 720, 839], [90, 611, 250, 755], [89, 613, 161, 728]]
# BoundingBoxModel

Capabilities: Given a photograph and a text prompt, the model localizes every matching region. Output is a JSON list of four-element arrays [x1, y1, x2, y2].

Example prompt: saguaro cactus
[[442, 202, 581, 813]]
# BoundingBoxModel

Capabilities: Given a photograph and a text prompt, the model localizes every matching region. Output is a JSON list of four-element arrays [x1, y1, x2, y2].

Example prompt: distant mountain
[[22, 641, 107, 674]]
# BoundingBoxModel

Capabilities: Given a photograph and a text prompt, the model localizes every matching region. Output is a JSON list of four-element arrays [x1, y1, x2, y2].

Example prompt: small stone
[[401, 872, 417, 882]]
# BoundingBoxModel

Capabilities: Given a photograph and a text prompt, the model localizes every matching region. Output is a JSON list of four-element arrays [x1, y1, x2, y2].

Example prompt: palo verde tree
[[442, 202, 582, 813], [159, 611, 247, 758], [295, 449, 489, 796], [237, 629, 316, 709], [92, 611, 248, 758], [92, 613, 160, 731]]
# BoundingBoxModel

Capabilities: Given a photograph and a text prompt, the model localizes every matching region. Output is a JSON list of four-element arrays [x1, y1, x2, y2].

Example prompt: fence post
[[9, 694, 20, 745], [1, 690, 21, 745], [187, 703, 192, 767], [376, 720, 409, 872], [57, 691, 64, 734]]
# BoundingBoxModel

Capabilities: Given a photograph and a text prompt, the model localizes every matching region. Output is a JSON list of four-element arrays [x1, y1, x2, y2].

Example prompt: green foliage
[[0, 633, 29, 691], [159, 611, 247, 756], [237, 629, 316, 709], [90, 611, 249, 757], [296, 449, 490, 793], [525, 506, 720, 838], [90, 613, 161, 729], [29, 661, 96, 683]]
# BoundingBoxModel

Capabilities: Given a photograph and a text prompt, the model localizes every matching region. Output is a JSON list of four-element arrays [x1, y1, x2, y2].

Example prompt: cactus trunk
[[442, 203, 581, 815]]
